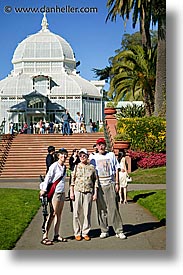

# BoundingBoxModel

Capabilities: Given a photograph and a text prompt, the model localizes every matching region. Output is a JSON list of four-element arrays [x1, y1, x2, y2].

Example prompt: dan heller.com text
[[14, 5, 98, 14]]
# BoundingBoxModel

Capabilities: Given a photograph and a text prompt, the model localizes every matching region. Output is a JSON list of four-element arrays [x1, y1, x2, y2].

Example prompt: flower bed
[[127, 150, 166, 169], [117, 117, 166, 153]]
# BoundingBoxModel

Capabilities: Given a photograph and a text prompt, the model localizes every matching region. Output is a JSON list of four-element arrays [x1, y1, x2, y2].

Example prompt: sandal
[[53, 235, 68, 242], [41, 237, 53, 245]]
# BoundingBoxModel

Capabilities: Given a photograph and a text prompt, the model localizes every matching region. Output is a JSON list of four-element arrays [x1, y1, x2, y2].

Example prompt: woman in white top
[[40, 148, 68, 245], [118, 150, 128, 204]]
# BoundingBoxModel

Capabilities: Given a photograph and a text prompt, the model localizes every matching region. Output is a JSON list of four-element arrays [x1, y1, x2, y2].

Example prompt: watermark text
[[4, 5, 98, 14]]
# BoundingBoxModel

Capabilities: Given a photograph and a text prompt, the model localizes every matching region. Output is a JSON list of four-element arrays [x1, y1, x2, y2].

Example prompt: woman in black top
[[68, 149, 80, 211], [46, 146, 56, 173], [69, 149, 80, 171]]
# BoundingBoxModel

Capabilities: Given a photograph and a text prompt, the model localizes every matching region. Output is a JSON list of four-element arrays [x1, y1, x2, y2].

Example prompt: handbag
[[126, 174, 132, 182]]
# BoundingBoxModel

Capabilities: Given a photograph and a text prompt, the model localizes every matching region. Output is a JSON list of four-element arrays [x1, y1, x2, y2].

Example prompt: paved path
[[0, 179, 166, 250]]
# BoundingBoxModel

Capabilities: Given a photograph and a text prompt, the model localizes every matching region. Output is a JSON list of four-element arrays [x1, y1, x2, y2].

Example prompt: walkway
[[0, 179, 166, 250]]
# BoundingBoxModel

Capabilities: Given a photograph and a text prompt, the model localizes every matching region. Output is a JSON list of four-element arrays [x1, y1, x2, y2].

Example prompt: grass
[[128, 190, 166, 222], [129, 166, 166, 184], [0, 188, 40, 250], [128, 167, 166, 222]]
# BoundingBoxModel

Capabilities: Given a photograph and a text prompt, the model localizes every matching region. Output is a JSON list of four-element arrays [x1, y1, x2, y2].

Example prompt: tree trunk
[[144, 91, 152, 117], [141, 4, 151, 49], [154, 21, 166, 117]]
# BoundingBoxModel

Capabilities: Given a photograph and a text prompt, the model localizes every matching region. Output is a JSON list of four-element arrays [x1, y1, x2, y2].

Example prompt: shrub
[[128, 150, 166, 169], [117, 117, 166, 153], [116, 103, 145, 118], [106, 101, 117, 107]]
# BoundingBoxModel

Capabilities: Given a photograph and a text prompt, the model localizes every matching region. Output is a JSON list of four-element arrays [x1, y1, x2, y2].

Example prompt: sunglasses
[[60, 154, 68, 158], [79, 154, 87, 158]]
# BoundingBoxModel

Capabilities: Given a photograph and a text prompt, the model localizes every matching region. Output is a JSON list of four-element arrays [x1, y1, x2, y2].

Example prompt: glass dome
[[12, 13, 76, 74]]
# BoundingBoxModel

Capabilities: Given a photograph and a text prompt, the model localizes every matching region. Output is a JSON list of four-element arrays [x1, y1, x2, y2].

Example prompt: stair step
[[0, 133, 104, 179]]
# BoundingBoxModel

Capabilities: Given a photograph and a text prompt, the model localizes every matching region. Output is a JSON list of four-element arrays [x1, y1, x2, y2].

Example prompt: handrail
[[0, 134, 15, 174], [0, 119, 6, 135]]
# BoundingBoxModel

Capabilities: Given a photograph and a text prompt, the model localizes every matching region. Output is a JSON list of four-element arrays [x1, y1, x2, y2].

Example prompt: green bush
[[116, 117, 166, 152], [117, 103, 145, 118]]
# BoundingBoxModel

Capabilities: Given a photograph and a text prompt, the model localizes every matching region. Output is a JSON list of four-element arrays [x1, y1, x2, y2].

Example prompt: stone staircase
[[0, 133, 104, 179]]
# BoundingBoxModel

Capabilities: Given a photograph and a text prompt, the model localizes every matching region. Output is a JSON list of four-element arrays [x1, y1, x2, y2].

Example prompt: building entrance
[[29, 115, 44, 124]]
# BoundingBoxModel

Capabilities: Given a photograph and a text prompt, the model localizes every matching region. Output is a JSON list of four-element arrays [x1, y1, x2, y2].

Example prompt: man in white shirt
[[90, 138, 126, 240]]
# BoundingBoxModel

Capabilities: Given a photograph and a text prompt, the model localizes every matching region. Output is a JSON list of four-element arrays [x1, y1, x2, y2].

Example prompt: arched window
[[27, 97, 44, 109]]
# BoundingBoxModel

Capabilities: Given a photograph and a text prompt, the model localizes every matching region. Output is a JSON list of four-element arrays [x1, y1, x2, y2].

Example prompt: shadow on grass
[[132, 191, 156, 202]]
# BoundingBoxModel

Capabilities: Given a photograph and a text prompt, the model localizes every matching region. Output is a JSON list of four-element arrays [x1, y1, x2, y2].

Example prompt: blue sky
[[0, 0, 141, 83]]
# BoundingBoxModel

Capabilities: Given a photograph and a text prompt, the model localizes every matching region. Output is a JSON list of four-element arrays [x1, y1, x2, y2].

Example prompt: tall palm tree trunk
[[144, 91, 152, 117], [154, 21, 166, 116]]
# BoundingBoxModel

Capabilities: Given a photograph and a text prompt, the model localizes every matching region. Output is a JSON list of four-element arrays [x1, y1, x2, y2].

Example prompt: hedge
[[116, 117, 166, 153]]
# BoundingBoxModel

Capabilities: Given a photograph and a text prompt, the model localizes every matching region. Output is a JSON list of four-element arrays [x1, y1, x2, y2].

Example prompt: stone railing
[[104, 107, 131, 172]]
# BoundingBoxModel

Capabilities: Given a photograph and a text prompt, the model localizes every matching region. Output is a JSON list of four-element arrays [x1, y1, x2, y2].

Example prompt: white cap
[[79, 148, 88, 155]]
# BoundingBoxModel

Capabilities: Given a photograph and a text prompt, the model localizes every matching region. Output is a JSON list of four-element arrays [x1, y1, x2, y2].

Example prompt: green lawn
[[128, 167, 166, 222], [0, 189, 40, 250], [129, 166, 166, 184], [128, 189, 166, 222]]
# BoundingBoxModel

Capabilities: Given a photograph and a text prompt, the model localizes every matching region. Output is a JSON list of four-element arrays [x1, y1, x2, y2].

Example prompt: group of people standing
[[39, 138, 129, 245], [9, 110, 103, 136]]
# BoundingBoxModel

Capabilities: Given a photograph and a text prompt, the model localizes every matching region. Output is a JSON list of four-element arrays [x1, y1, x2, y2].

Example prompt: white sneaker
[[100, 232, 109, 239], [116, 232, 126, 239]]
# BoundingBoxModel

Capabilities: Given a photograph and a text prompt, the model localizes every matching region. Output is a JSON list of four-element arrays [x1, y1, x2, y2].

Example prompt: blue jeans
[[63, 121, 70, 135]]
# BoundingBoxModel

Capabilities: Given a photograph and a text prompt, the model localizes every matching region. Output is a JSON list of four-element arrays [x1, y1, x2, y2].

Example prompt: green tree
[[92, 66, 111, 82], [108, 45, 157, 116], [106, 0, 152, 49], [120, 31, 157, 51], [93, 31, 151, 83], [106, 0, 166, 117]]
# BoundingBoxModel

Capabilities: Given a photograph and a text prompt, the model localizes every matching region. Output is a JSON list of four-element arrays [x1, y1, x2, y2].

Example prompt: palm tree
[[106, 0, 152, 49], [92, 66, 111, 82], [151, 0, 166, 116], [106, 0, 166, 116], [108, 45, 157, 116]]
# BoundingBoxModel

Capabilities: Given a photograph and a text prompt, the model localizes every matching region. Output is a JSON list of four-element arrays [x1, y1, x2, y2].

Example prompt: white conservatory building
[[0, 14, 105, 133]]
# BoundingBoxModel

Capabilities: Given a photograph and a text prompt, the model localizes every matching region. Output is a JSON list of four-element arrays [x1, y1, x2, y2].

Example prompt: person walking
[[40, 148, 69, 245], [90, 138, 126, 240], [70, 148, 98, 241]]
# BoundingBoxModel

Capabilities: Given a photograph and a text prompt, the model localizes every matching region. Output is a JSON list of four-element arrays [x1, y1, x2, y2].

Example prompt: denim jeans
[[63, 121, 70, 135]]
